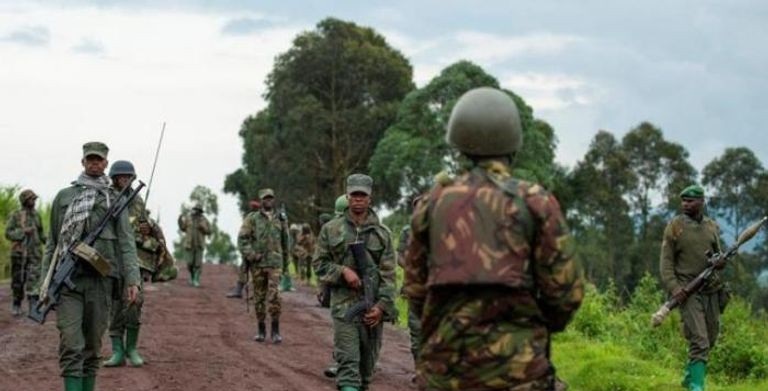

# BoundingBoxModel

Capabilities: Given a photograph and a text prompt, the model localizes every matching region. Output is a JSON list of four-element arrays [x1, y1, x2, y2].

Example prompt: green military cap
[[258, 188, 275, 199], [82, 141, 109, 159], [19, 189, 37, 203], [346, 174, 373, 195], [680, 184, 705, 199]]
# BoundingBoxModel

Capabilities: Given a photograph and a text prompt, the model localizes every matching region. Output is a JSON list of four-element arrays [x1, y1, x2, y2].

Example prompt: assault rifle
[[343, 241, 375, 322], [651, 216, 767, 327], [29, 181, 146, 324]]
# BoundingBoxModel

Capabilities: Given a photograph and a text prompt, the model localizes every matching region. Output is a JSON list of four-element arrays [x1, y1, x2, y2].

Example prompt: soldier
[[321, 194, 349, 379], [314, 174, 397, 391], [237, 188, 289, 343], [404, 87, 583, 391], [178, 203, 211, 287], [293, 224, 315, 281], [396, 198, 420, 382], [226, 198, 261, 298], [41, 142, 140, 391], [660, 185, 724, 391], [5, 189, 46, 316], [103, 160, 152, 368]]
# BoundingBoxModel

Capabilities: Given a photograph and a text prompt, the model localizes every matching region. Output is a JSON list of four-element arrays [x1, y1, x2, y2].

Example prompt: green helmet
[[334, 195, 348, 216], [446, 87, 523, 156], [109, 160, 136, 177]]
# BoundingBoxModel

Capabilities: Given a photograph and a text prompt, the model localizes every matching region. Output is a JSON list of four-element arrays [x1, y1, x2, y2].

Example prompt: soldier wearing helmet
[[5, 189, 46, 316], [403, 87, 584, 390]]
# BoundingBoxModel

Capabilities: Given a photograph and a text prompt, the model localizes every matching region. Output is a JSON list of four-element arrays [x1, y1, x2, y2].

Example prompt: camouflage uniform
[[178, 207, 210, 286], [227, 199, 260, 298], [404, 88, 583, 391], [5, 189, 45, 314], [41, 142, 141, 390], [293, 225, 316, 281], [397, 224, 421, 365], [238, 188, 289, 342], [314, 175, 397, 391], [660, 185, 723, 390]]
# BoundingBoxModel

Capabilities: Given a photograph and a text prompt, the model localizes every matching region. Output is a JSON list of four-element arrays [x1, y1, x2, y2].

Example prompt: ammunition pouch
[[72, 242, 112, 277]]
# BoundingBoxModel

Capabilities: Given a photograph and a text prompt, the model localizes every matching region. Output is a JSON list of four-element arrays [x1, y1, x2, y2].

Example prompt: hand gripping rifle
[[29, 181, 146, 324], [343, 241, 375, 322], [651, 216, 767, 327]]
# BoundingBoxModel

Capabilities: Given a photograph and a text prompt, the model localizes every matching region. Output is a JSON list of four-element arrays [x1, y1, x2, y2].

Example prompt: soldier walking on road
[[227, 198, 261, 299], [314, 174, 397, 391], [237, 188, 289, 343], [42, 142, 140, 391], [178, 204, 210, 287], [5, 189, 46, 316], [660, 185, 725, 391], [404, 87, 583, 391]]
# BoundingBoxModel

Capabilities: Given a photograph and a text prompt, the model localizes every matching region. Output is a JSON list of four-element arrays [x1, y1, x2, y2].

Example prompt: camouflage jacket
[[396, 224, 411, 268], [660, 213, 722, 294], [42, 183, 140, 286], [293, 231, 315, 260], [314, 209, 396, 320], [238, 210, 289, 269], [178, 212, 210, 250], [5, 207, 45, 255]]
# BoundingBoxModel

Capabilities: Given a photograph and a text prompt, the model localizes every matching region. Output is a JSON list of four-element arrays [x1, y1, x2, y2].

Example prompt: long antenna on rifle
[[144, 122, 166, 208]]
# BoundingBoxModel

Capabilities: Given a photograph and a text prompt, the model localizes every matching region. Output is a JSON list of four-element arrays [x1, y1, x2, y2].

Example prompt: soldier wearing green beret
[[41, 142, 141, 391], [314, 175, 396, 391], [660, 184, 725, 391], [5, 189, 46, 316], [178, 203, 211, 287], [238, 188, 289, 343]]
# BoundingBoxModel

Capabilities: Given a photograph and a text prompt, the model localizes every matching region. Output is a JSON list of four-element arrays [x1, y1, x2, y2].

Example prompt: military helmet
[[19, 189, 37, 204], [446, 87, 523, 156], [109, 160, 136, 177], [334, 195, 348, 215]]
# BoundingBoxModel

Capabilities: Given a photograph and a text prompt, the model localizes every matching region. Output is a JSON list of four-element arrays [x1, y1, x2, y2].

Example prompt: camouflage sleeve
[[117, 207, 141, 286], [396, 226, 409, 268], [528, 189, 583, 333], [4, 212, 24, 242], [313, 224, 344, 285], [375, 228, 397, 318], [41, 190, 65, 280], [177, 214, 187, 232], [659, 222, 679, 293], [237, 214, 256, 261], [404, 196, 431, 318], [36, 212, 46, 244], [200, 216, 212, 235]]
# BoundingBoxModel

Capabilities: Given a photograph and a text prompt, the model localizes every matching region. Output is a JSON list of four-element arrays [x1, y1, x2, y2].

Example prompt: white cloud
[[501, 72, 602, 111], [451, 31, 582, 65]]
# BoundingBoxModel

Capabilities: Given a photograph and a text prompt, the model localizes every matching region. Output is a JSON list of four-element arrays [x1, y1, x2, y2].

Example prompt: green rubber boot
[[279, 274, 295, 292], [689, 360, 706, 391], [192, 269, 201, 287], [102, 336, 125, 367], [340, 386, 359, 391], [82, 376, 95, 391], [64, 376, 82, 391], [681, 360, 691, 388], [125, 327, 145, 367]]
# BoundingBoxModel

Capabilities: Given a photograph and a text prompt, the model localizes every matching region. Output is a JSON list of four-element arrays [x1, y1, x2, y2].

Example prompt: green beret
[[680, 185, 705, 199], [346, 174, 373, 195], [258, 188, 275, 199], [83, 141, 109, 159]]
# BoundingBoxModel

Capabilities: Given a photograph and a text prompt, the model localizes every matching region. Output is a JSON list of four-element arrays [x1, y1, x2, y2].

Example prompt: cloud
[[501, 72, 599, 111], [71, 38, 105, 55], [1, 25, 50, 46], [221, 17, 273, 35], [452, 31, 582, 65]]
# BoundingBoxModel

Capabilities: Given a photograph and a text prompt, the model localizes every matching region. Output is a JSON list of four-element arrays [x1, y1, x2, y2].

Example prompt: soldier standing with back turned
[[404, 87, 583, 391], [5, 189, 46, 316], [178, 204, 210, 287]]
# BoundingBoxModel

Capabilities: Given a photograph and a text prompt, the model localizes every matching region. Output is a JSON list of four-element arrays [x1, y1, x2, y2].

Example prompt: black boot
[[226, 282, 244, 298], [253, 322, 266, 342], [271, 319, 282, 344], [11, 299, 22, 317]]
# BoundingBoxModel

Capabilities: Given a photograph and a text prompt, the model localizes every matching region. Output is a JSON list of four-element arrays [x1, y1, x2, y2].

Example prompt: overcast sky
[[1, 1, 766, 252]]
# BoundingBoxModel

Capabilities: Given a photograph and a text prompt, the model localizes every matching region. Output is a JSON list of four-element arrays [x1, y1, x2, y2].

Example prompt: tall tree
[[225, 18, 414, 222]]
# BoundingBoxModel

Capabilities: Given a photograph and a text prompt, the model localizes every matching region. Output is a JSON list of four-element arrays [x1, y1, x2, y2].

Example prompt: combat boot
[[11, 299, 22, 316], [103, 336, 126, 367], [271, 319, 282, 344], [82, 376, 95, 391], [226, 282, 244, 298], [323, 363, 338, 378], [253, 321, 266, 342], [64, 376, 82, 391], [125, 327, 145, 367]]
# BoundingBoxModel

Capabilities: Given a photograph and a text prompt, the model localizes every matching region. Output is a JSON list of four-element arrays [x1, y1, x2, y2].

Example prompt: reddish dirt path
[[0, 264, 416, 391]]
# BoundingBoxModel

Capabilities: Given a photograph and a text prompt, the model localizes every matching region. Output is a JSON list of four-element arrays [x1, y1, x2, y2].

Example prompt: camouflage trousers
[[333, 319, 383, 390], [185, 247, 204, 274], [251, 267, 281, 322], [11, 252, 41, 301], [109, 279, 145, 337], [681, 290, 722, 362], [236, 261, 249, 285], [56, 274, 113, 377], [419, 377, 557, 391], [407, 303, 422, 363], [297, 256, 312, 280]]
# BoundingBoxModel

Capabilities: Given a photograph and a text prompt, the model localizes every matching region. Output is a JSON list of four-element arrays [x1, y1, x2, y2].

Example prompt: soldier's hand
[[341, 266, 361, 289], [127, 285, 140, 303], [671, 288, 688, 303], [363, 305, 383, 327]]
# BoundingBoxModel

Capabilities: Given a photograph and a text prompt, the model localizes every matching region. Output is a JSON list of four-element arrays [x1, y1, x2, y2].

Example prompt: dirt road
[[0, 264, 416, 391]]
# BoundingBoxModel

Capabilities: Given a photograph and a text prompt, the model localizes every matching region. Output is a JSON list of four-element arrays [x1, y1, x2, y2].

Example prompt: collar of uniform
[[344, 208, 379, 228], [682, 212, 704, 224]]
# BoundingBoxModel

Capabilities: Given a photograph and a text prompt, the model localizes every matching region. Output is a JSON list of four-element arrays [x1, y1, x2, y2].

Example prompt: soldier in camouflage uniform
[[238, 188, 289, 343], [227, 198, 261, 298], [321, 195, 348, 379], [178, 204, 210, 287], [5, 189, 46, 316], [41, 142, 140, 391], [293, 224, 316, 281], [314, 175, 397, 391], [660, 185, 724, 391], [404, 87, 583, 391]]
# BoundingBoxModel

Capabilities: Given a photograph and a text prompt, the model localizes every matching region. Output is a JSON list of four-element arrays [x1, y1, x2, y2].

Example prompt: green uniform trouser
[[186, 247, 204, 275], [109, 279, 144, 337], [11, 252, 41, 301], [333, 318, 383, 390], [237, 261, 249, 285], [681, 290, 721, 362], [407, 304, 422, 363], [252, 267, 281, 322], [56, 273, 113, 377]]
